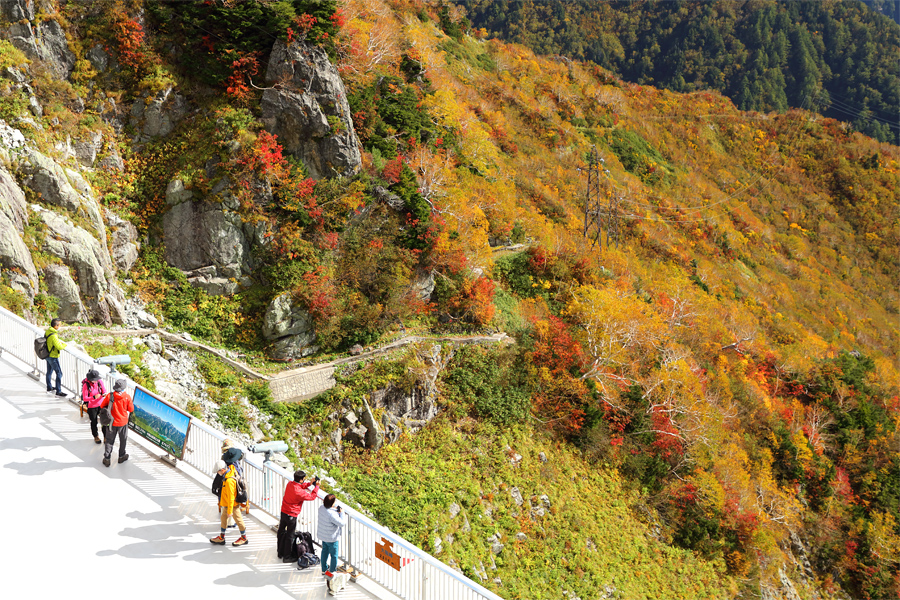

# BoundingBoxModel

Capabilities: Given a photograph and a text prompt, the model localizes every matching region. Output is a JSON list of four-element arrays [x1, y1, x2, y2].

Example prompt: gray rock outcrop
[[18, 147, 106, 241], [0, 2, 75, 80], [73, 131, 104, 167], [32, 204, 116, 324], [0, 169, 38, 298], [261, 40, 361, 180], [262, 293, 317, 359], [105, 209, 139, 273], [162, 179, 250, 295], [130, 86, 187, 140], [343, 344, 448, 449]]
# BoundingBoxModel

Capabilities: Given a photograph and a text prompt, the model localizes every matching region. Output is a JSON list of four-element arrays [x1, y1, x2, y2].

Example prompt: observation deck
[[0, 354, 387, 599]]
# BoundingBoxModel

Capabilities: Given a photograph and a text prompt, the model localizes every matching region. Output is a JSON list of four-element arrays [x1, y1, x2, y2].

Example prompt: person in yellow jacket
[[209, 460, 248, 546], [45, 318, 67, 397]]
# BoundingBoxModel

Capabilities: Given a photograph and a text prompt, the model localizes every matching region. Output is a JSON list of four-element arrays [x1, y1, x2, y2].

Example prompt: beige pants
[[220, 505, 246, 532]]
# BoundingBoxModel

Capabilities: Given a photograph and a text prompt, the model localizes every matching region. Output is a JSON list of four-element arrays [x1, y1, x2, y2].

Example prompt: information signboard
[[131, 387, 191, 459]]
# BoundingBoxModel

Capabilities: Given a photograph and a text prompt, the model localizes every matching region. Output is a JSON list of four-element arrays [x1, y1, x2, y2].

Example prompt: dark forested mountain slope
[[456, 0, 900, 144]]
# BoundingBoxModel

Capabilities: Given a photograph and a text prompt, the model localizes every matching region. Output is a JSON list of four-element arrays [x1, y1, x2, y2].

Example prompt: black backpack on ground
[[294, 531, 315, 559]]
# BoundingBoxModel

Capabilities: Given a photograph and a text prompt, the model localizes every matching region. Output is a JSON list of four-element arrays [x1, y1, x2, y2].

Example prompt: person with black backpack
[[210, 460, 249, 547], [80, 369, 107, 444], [43, 318, 67, 397], [99, 378, 134, 467], [277, 470, 320, 562]]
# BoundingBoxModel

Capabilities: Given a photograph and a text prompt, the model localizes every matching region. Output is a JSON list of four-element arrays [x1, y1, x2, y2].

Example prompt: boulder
[[86, 44, 110, 73], [411, 269, 435, 302], [73, 131, 103, 167], [135, 309, 159, 328], [105, 283, 127, 325], [360, 398, 384, 451], [43, 263, 84, 322], [262, 293, 317, 359], [261, 40, 361, 179]]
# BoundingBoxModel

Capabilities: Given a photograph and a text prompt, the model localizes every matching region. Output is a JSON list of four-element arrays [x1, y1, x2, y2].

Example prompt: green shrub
[[492, 251, 535, 298], [217, 401, 249, 433], [605, 128, 673, 185], [444, 345, 530, 425], [197, 354, 240, 389]]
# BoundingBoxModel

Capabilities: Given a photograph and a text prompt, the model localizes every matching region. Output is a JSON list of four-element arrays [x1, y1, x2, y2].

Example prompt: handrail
[[0, 306, 503, 600]]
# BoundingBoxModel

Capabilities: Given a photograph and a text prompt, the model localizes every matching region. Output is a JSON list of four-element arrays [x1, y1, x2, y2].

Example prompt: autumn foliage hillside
[[328, 3, 899, 598], [25, 0, 898, 598]]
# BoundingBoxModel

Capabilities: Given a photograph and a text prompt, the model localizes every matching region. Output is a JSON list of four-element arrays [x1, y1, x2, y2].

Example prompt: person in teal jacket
[[45, 318, 67, 397]]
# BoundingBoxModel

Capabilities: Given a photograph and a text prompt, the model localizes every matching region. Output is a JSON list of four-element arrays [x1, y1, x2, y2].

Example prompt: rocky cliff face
[[0, 11, 361, 332], [261, 40, 362, 180]]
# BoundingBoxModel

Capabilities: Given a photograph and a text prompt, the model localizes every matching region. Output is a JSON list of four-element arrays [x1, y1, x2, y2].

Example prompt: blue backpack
[[298, 552, 320, 569]]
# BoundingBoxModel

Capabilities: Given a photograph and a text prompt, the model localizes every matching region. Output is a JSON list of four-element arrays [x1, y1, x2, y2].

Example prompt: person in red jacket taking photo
[[100, 378, 134, 467], [277, 470, 320, 562]]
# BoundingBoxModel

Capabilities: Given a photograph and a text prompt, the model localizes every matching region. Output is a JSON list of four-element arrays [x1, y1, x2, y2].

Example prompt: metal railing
[[0, 306, 503, 600]]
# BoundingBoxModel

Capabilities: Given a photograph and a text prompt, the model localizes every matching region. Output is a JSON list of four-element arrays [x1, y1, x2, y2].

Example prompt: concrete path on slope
[[0, 355, 386, 600]]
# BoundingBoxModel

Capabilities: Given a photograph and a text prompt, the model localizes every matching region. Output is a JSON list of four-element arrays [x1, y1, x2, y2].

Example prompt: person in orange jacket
[[210, 460, 248, 547], [100, 378, 134, 467]]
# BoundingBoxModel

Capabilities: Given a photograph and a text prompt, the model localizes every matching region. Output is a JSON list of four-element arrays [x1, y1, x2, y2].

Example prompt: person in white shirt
[[317, 494, 346, 592]]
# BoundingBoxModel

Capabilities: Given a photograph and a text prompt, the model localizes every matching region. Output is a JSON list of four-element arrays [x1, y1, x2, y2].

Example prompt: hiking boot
[[93, 436, 102, 444], [209, 535, 226, 545], [118, 454, 129, 463], [232, 535, 248, 546], [102, 457, 110, 467]]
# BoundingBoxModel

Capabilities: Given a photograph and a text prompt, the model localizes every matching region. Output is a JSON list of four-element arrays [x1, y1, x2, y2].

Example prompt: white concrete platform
[[0, 355, 385, 600]]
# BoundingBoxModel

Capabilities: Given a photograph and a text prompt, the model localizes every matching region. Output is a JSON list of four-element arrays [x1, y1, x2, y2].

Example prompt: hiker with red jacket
[[100, 378, 134, 467], [81, 369, 107, 444], [277, 470, 320, 562]]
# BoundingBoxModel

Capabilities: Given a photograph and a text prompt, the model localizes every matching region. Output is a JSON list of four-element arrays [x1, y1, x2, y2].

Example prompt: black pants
[[86, 407, 109, 439], [104, 425, 128, 459], [277, 512, 297, 559]]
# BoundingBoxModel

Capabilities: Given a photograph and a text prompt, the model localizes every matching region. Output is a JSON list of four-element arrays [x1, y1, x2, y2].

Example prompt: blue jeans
[[45, 357, 62, 393], [321, 540, 338, 573]]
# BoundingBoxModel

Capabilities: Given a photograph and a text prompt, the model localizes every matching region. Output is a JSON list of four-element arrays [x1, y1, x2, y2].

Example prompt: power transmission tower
[[583, 146, 620, 249], [583, 146, 604, 248]]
